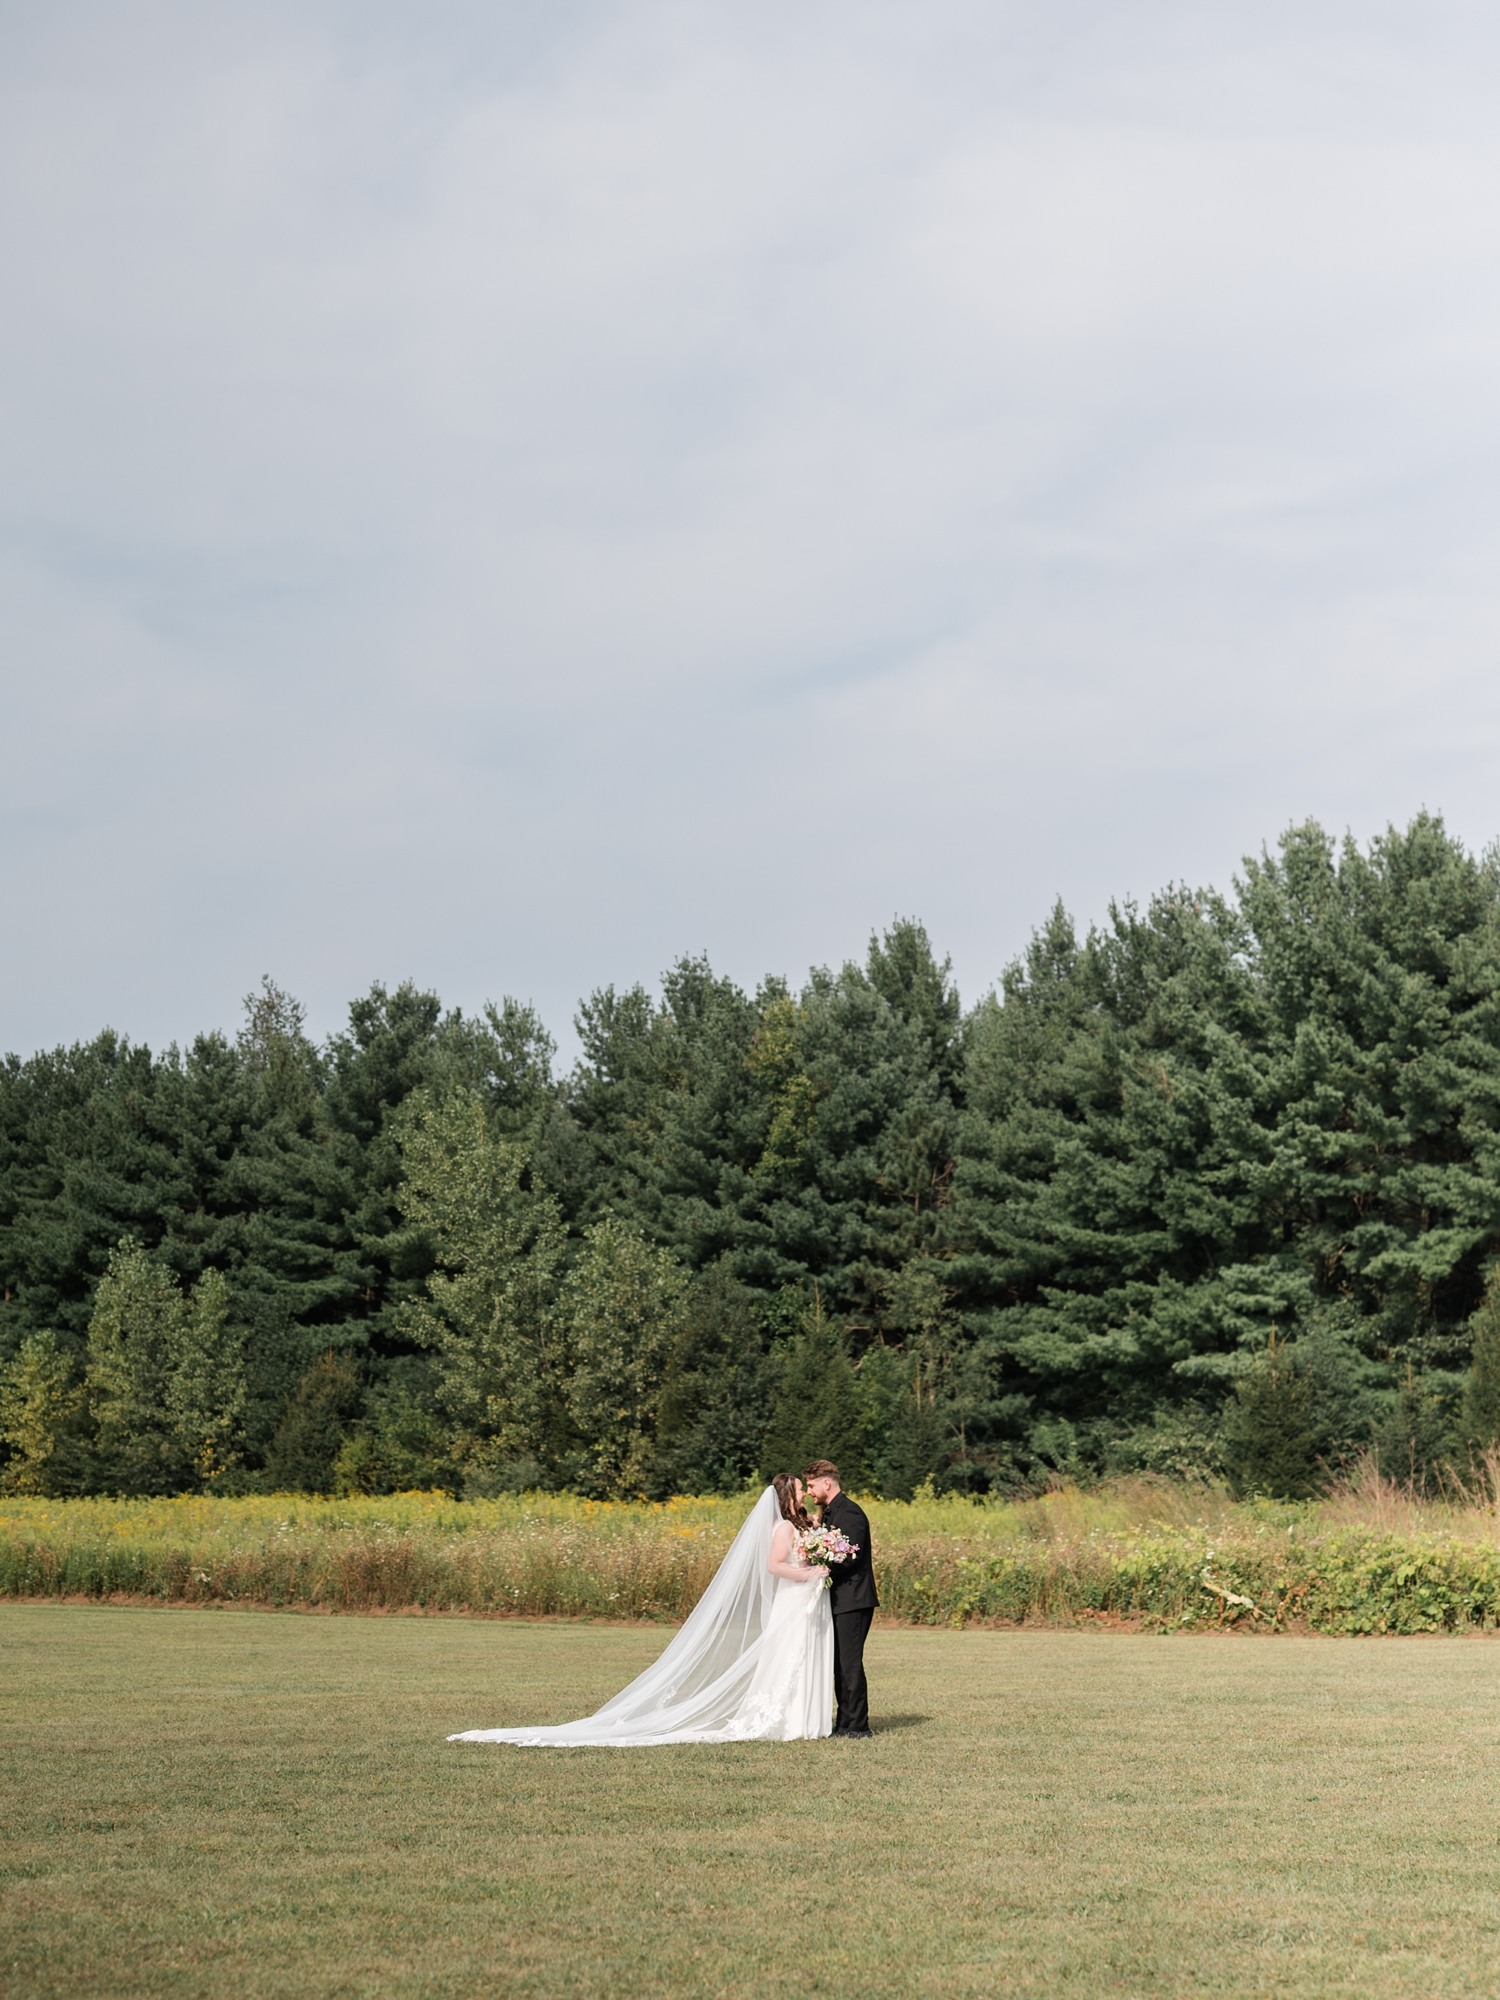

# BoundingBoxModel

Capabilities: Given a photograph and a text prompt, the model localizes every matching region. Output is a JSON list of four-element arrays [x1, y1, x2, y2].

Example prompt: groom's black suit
[[820, 1491, 877, 1737]]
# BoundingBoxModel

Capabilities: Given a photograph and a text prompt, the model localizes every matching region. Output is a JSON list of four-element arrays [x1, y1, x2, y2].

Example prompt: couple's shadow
[[872, 1714, 930, 1734]]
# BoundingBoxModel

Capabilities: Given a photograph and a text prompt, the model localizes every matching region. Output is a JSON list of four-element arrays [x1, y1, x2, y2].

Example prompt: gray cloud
[[5, 1, 1500, 1056]]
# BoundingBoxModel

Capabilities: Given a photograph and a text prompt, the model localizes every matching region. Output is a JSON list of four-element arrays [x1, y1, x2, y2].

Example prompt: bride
[[449, 1474, 833, 1746]]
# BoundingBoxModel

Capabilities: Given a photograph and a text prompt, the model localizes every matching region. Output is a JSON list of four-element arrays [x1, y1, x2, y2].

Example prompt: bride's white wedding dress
[[449, 1488, 833, 1747]]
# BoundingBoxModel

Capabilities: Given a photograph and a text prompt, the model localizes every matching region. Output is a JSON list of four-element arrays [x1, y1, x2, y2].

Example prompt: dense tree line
[[6, 812, 1500, 1501]]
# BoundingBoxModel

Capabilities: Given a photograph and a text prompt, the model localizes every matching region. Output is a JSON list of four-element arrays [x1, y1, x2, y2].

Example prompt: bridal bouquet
[[797, 1525, 858, 1586]]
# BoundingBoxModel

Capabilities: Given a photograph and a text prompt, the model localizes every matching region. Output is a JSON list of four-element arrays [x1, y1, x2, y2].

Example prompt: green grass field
[[6, 1609, 1500, 1997]]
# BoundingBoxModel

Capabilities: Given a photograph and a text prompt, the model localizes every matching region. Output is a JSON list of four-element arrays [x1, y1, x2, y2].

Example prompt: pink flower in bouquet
[[796, 1525, 858, 1585]]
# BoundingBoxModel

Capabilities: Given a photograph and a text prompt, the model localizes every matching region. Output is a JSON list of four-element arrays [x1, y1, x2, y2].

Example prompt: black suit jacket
[[820, 1492, 878, 1613]]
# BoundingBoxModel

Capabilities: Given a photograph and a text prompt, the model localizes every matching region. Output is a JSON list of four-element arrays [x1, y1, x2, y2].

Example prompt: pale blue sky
[[5, 1, 1500, 1059]]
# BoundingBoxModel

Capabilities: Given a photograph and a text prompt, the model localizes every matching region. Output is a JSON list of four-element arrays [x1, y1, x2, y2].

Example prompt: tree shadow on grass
[[873, 1714, 931, 1733]]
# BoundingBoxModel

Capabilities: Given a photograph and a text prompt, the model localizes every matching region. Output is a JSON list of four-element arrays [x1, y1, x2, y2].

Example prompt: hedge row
[[878, 1530, 1500, 1634]]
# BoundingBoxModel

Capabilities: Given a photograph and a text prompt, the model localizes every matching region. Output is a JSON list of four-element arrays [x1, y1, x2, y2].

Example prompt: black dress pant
[[832, 1608, 874, 1734]]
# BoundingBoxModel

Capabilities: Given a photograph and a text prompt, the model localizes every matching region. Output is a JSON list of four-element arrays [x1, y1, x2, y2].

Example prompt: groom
[[803, 1459, 876, 1739]]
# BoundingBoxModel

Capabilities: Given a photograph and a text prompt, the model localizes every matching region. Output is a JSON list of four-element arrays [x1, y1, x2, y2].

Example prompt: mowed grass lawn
[[6, 1612, 1500, 2000]]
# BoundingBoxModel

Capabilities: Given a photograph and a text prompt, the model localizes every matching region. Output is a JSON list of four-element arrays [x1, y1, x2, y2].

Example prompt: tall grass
[[0, 1492, 741, 1621], [7, 1469, 1500, 1632]]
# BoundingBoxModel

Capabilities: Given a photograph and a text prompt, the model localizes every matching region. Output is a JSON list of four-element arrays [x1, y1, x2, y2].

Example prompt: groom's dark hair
[[803, 1459, 840, 1482]]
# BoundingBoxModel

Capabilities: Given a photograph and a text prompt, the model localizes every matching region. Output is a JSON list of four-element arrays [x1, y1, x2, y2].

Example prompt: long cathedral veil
[[449, 1487, 783, 1747]]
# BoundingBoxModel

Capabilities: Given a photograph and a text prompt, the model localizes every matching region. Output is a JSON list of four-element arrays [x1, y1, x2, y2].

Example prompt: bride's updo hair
[[771, 1473, 810, 1528]]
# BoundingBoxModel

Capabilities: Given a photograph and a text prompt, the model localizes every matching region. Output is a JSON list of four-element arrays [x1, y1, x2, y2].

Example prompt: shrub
[[264, 1353, 363, 1494], [1221, 1337, 1322, 1498], [1374, 1369, 1454, 1495]]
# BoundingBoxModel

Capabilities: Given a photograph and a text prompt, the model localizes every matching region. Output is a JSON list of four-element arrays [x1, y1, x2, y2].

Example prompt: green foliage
[[263, 1352, 363, 1494], [86, 1241, 245, 1494], [883, 1263, 960, 1398], [850, 1341, 914, 1494], [1461, 1265, 1500, 1450], [396, 1088, 566, 1481], [11, 814, 1500, 1501], [881, 1388, 949, 1502], [1221, 1320, 1377, 1499], [162, 1268, 243, 1485], [745, 993, 823, 1182], [1374, 1368, 1455, 1495], [557, 922, 960, 1327], [561, 1218, 688, 1498], [1221, 1339, 1322, 1499], [883, 1526, 1500, 1636], [954, 813, 1500, 1484], [0, 976, 556, 1471], [0, 1331, 85, 1495], [1103, 1404, 1225, 1484], [758, 1294, 866, 1487], [864, 1260, 965, 1496], [866, 915, 964, 1092], [652, 1262, 773, 1496], [332, 1385, 458, 1496]]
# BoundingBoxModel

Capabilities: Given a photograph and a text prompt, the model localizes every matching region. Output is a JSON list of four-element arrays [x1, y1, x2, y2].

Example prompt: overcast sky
[[5, 1, 1500, 1062]]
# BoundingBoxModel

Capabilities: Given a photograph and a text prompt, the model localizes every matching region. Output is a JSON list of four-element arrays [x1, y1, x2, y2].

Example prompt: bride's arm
[[767, 1520, 827, 1584]]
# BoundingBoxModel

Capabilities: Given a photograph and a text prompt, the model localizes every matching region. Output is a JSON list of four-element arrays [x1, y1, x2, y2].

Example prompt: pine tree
[[865, 916, 964, 1094], [1462, 1268, 1500, 1450], [881, 1387, 947, 1501], [758, 1295, 866, 1488], [396, 1087, 567, 1484], [0, 1034, 188, 1356], [855, 1263, 962, 1495], [1374, 1368, 1453, 1494], [653, 1262, 773, 1497], [557, 938, 962, 1327], [1221, 1337, 1321, 1499], [952, 814, 1500, 1479]]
